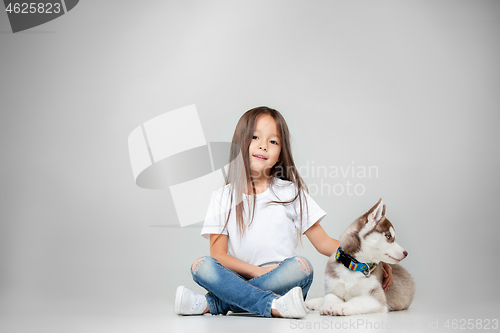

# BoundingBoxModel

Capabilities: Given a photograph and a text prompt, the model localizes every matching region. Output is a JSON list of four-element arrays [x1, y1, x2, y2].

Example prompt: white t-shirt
[[200, 178, 327, 267]]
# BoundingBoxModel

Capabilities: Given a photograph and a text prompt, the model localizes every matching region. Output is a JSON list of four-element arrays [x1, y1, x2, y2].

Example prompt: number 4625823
[[5, 2, 62, 14]]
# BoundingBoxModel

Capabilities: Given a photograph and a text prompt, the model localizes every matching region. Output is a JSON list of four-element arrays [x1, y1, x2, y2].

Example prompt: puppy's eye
[[386, 234, 391, 240]]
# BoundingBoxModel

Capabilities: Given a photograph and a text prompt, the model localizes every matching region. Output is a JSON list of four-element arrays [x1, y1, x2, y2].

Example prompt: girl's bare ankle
[[271, 308, 282, 318]]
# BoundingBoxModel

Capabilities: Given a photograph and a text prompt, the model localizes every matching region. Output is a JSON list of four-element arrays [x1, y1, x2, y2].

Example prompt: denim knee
[[293, 256, 313, 277], [191, 256, 209, 274], [191, 256, 218, 275], [191, 256, 222, 285]]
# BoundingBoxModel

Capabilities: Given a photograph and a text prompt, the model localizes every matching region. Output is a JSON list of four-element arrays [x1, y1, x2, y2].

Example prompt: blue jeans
[[191, 256, 314, 318]]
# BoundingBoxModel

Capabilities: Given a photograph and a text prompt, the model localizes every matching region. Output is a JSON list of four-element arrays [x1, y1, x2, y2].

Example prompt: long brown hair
[[218, 106, 310, 242]]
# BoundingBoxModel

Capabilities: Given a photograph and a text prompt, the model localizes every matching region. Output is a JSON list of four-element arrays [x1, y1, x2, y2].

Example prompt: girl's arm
[[304, 221, 339, 256], [209, 234, 277, 279]]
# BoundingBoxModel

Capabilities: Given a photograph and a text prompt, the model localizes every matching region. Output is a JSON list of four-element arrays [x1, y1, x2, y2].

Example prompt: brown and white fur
[[306, 199, 415, 316]]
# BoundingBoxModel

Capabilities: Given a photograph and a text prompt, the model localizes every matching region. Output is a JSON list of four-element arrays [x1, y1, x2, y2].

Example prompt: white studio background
[[1, 1, 499, 332]]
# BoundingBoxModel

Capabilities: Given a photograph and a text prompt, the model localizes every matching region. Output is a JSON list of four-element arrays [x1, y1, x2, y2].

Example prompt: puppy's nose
[[403, 251, 408, 258]]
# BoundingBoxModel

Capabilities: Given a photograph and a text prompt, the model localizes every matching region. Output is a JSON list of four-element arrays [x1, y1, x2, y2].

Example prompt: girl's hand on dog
[[381, 262, 393, 291]]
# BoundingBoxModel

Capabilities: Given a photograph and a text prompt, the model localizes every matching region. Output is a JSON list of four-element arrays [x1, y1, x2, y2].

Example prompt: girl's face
[[248, 114, 281, 180]]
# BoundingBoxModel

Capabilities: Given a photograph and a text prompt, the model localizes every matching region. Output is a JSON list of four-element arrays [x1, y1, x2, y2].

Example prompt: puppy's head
[[339, 199, 408, 264]]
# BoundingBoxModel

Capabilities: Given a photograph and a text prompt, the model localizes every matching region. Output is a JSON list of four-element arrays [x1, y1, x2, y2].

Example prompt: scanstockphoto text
[[289, 317, 439, 330], [289, 318, 499, 330]]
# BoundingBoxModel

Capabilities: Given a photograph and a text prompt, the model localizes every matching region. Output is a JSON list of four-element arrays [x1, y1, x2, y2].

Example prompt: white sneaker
[[173, 286, 208, 315], [273, 286, 307, 318]]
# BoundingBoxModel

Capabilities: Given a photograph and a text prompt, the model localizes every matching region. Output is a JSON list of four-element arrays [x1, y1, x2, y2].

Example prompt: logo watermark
[[128, 105, 380, 227], [128, 105, 246, 227]]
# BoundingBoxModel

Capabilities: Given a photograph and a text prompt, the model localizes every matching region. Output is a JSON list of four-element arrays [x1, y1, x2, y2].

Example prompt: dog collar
[[335, 247, 377, 277]]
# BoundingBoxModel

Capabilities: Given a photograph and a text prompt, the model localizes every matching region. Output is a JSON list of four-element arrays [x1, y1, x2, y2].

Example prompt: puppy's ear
[[366, 198, 384, 224]]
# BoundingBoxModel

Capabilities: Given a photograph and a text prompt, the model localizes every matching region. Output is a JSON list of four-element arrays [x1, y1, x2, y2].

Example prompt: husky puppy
[[306, 199, 415, 316]]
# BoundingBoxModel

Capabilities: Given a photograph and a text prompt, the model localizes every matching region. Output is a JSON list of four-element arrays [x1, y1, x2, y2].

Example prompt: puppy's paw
[[319, 304, 335, 316], [320, 304, 350, 316], [331, 304, 348, 316], [305, 298, 324, 311]]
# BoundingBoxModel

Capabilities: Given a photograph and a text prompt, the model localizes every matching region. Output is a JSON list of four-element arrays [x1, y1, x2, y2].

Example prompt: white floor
[[2, 299, 499, 333]]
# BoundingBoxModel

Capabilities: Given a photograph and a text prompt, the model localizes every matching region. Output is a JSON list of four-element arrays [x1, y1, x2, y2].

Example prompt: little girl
[[174, 106, 393, 318]]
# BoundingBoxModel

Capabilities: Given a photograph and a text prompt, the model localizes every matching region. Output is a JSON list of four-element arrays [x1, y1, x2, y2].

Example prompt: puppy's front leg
[[319, 293, 344, 315], [331, 295, 387, 316], [305, 297, 324, 310]]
